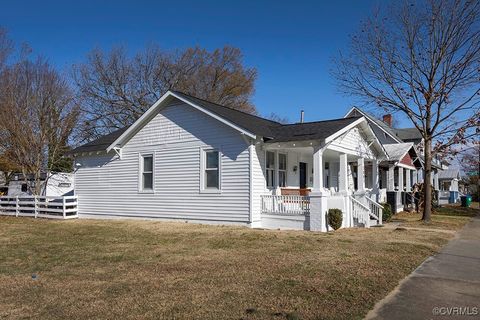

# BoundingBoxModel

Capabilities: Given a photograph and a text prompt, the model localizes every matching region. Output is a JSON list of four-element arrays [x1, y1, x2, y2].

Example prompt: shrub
[[381, 203, 393, 222], [328, 208, 343, 230]]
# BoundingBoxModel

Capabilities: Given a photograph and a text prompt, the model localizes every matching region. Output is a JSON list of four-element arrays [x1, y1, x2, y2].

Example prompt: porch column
[[312, 146, 324, 192], [310, 146, 328, 232], [338, 153, 348, 193], [372, 159, 379, 200], [357, 158, 365, 192], [387, 165, 395, 191], [405, 169, 411, 192], [412, 170, 418, 185], [398, 167, 404, 191], [434, 170, 439, 191]]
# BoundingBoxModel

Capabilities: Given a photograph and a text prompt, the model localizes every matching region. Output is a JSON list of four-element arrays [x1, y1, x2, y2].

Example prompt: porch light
[[293, 165, 298, 173]]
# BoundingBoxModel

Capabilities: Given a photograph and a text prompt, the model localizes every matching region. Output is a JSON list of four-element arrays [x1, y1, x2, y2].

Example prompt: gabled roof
[[70, 92, 377, 155], [345, 107, 403, 143], [383, 143, 415, 161]]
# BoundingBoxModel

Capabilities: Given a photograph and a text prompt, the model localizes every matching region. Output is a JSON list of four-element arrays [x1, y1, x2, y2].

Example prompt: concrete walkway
[[366, 214, 480, 320]]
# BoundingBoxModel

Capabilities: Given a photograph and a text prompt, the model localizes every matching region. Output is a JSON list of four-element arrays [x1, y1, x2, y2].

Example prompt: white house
[[437, 167, 461, 204], [70, 91, 390, 231]]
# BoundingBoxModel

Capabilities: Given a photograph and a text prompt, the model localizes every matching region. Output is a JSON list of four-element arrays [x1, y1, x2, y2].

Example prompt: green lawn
[[0, 206, 476, 320]]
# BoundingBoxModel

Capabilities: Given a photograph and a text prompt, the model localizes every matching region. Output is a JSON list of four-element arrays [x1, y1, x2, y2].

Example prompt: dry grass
[[392, 204, 478, 231], [0, 206, 476, 320]]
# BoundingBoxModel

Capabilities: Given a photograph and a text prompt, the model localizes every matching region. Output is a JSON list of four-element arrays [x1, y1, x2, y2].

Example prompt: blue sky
[[0, 0, 397, 124]]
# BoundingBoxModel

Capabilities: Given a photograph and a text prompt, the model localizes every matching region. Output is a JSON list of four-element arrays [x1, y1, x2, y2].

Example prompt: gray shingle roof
[[70, 92, 363, 154], [438, 168, 460, 180], [266, 117, 361, 143], [171, 91, 281, 138], [70, 127, 128, 154], [394, 128, 422, 142]]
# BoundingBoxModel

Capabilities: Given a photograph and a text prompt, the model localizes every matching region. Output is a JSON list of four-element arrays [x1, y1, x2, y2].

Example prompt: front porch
[[256, 124, 385, 231]]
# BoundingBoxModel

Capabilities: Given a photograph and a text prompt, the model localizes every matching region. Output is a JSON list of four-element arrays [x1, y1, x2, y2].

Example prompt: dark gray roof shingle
[[267, 117, 361, 143], [171, 91, 281, 138], [394, 127, 422, 142], [70, 127, 128, 154]]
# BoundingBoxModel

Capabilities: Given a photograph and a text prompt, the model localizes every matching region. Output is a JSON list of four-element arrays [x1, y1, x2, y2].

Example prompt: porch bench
[[281, 188, 311, 196]]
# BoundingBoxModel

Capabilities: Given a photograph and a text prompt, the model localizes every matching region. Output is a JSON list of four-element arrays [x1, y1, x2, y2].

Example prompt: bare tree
[[266, 112, 289, 124], [73, 45, 257, 139], [0, 57, 79, 195], [0, 28, 12, 71], [334, 0, 480, 221]]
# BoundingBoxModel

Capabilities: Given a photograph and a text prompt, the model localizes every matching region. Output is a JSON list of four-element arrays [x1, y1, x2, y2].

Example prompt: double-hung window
[[141, 154, 154, 191], [278, 153, 287, 187], [266, 151, 275, 188], [202, 150, 220, 191]]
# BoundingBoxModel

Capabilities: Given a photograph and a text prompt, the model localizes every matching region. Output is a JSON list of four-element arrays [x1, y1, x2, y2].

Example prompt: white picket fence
[[0, 195, 78, 219]]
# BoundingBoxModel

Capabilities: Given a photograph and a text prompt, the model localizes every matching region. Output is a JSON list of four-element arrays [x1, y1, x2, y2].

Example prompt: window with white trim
[[278, 153, 287, 187], [266, 151, 275, 188], [203, 150, 220, 190], [141, 154, 154, 191]]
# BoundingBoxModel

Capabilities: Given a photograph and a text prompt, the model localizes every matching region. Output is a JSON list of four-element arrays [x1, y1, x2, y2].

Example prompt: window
[[21, 184, 28, 192], [141, 154, 154, 191], [203, 150, 220, 190], [278, 153, 287, 187], [266, 151, 275, 188]]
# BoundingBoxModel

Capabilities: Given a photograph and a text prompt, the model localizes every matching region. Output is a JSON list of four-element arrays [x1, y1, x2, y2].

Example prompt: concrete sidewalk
[[366, 214, 480, 320]]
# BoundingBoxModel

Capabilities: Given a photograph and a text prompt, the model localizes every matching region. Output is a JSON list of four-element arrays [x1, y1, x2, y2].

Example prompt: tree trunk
[[422, 138, 433, 222]]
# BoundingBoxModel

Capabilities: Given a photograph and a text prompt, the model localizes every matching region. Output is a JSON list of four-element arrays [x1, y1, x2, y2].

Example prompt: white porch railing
[[0, 196, 78, 219], [366, 196, 383, 225], [350, 196, 371, 227], [261, 195, 310, 215]]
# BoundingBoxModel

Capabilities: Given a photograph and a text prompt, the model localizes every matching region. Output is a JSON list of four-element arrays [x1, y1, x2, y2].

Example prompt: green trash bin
[[461, 195, 472, 207], [466, 195, 472, 207]]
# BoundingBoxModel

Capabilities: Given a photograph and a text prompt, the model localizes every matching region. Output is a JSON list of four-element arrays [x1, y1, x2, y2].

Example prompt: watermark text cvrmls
[[432, 306, 478, 316]]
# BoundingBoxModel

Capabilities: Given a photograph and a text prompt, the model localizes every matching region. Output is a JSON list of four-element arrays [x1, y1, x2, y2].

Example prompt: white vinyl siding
[[328, 127, 376, 158], [74, 102, 250, 223]]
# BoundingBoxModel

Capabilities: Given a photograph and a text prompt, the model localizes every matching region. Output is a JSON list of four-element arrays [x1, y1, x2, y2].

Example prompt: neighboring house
[[437, 167, 461, 204], [70, 91, 388, 231], [344, 107, 443, 213], [7, 172, 74, 197]]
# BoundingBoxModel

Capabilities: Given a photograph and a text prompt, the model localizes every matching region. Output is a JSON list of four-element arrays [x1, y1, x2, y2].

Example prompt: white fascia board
[[107, 91, 256, 152], [169, 92, 256, 139], [343, 106, 357, 118]]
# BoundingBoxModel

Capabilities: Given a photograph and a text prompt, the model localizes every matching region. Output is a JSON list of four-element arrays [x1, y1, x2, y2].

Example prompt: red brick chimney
[[383, 114, 392, 127]]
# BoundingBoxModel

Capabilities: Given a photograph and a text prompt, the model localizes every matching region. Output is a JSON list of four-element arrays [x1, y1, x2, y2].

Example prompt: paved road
[[366, 213, 480, 320]]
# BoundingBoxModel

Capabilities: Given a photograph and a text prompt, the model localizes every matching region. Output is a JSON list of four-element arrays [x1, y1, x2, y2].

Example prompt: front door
[[299, 162, 307, 189]]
